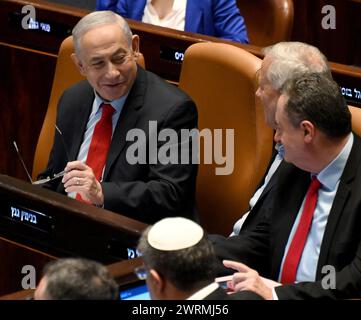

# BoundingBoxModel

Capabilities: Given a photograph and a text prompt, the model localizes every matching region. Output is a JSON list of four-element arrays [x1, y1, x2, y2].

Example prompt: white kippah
[[147, 217, 204, 251]]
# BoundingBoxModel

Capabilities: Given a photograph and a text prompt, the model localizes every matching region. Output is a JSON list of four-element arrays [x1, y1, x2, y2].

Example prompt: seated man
[[213, 73, 361, 299], [210, 42, 331, 237], [39, 11, 198, 224], [136, 217, 262, 300], [96, 0, 249, 43], [34, 258, 118, 300]]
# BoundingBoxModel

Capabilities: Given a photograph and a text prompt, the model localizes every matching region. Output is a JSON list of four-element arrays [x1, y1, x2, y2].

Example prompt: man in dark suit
[[40, 11, 198, 224], [214, 42, 331, 236], [136, 217, 262, 300], [214, 73, 361, 299]]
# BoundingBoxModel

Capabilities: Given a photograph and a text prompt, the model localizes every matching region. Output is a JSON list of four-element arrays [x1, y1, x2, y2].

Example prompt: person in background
[[136, 217, 262, 300], [34, 258, 118, 300], [96, 0, 249, 43]]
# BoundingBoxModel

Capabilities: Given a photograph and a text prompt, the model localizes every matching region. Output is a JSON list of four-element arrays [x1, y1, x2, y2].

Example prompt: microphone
[[55, 124, 70, 162], [13, 141, 34, 184], [13, 140, 67, 185]]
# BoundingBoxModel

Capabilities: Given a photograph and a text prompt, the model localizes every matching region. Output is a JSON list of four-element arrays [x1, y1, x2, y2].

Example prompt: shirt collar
[[94, 90, 129, 114], [314, 133, 353, 190], [186, 282, 219, 300]]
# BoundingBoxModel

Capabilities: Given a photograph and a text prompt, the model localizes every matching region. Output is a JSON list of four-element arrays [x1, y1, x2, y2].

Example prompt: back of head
[[137, 217, 217, 293], [263, 42, 331, 90], [72, 11, 133, 56], [281, 73, 351, 139], [41, 258, 118, 300]]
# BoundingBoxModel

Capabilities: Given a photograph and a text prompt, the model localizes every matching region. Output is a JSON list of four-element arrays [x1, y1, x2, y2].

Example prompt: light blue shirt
[[278, 133, 354, 282], [68, 91, 128, 198]]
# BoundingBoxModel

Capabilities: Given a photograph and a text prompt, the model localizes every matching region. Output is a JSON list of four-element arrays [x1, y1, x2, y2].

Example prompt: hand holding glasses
[[13, 125, 71, 185]]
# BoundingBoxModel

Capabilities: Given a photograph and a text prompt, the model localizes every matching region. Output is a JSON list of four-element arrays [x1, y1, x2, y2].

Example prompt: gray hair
[[137, 227, 218, 292], [72, 11, 133, 56], [41, 258, 118, 300], [263, 42, 331, 90]]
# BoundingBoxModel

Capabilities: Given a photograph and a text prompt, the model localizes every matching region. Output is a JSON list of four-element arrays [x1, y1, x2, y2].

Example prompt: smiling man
[[39, 11, 198, 224]]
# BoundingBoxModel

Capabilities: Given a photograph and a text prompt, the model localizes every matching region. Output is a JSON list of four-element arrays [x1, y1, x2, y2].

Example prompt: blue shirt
[[278, 133, 354, 282]]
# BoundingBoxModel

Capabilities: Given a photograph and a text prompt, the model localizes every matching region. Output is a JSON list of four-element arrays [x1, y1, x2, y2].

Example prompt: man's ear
[[71, 53, 86, 76], [131, 35, 140, 56], [301, 120, 315, 143], [149, 269, 165, 294]]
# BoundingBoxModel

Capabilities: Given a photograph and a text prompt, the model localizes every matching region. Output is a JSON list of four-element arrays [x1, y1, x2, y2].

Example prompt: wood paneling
[[0, 44, 56, 179]]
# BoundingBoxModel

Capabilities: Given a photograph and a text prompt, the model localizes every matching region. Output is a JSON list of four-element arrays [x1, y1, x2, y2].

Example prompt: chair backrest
[[179, 42, 273, 235], [32, 36, 145, 180], [237, 0, 294, 46], [349, 105, 361, 136]]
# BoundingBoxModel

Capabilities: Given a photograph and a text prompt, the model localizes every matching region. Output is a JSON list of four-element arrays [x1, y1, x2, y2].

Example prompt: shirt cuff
[[272, 288, 279, 300]]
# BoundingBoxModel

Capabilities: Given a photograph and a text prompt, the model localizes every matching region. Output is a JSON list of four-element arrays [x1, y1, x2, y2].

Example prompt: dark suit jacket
[[212, 134, 361, 299], [40, 67, 198, 224], [208, 150, 292, 274]]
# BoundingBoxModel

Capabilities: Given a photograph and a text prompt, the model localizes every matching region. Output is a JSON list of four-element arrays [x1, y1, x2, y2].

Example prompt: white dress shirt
[[187, 282, 220, 300], [142, 0, 186, 31]]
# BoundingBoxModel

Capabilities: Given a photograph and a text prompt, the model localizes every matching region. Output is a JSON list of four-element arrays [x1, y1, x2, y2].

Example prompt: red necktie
[[76, 103, 114, 201], [280, 176, 322, 284]]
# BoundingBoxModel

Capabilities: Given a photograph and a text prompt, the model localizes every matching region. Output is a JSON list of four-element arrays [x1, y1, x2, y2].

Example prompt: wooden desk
[[0, 174, 147, 295]]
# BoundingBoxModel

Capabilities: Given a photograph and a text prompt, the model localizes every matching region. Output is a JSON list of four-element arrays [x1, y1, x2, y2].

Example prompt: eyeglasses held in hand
[[13, 141, 67, 185], [13, 125, 70, 185]]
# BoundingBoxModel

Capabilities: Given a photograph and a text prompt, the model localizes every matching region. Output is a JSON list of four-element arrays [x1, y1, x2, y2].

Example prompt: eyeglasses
[[134, 265, 148, 280], [13, 125, 70, 185]]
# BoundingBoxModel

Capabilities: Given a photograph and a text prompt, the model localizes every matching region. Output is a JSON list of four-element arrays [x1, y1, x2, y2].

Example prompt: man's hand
[[223, 260, 276, 300], [62, 161, 104, 206]]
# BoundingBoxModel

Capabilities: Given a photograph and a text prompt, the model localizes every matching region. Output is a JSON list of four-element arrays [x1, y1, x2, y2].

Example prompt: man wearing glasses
[[135, 217, 262, 300], [39, 11, 198, 224]]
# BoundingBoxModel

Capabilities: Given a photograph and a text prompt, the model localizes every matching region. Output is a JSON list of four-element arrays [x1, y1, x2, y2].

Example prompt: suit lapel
[[316, 134, 361, 278], [103, 68, 145, 179], [270, 167, 310, 278]]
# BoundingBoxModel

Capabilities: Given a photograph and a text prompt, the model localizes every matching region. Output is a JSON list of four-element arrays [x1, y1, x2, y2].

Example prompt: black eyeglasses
[[134, 265, 148, 280]]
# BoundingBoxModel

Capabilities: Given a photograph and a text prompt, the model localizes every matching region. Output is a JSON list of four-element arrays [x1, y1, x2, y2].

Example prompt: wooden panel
[[0, 43, 56, 179], [292, 0, 361, 66], [0, 237, 55, 296]]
